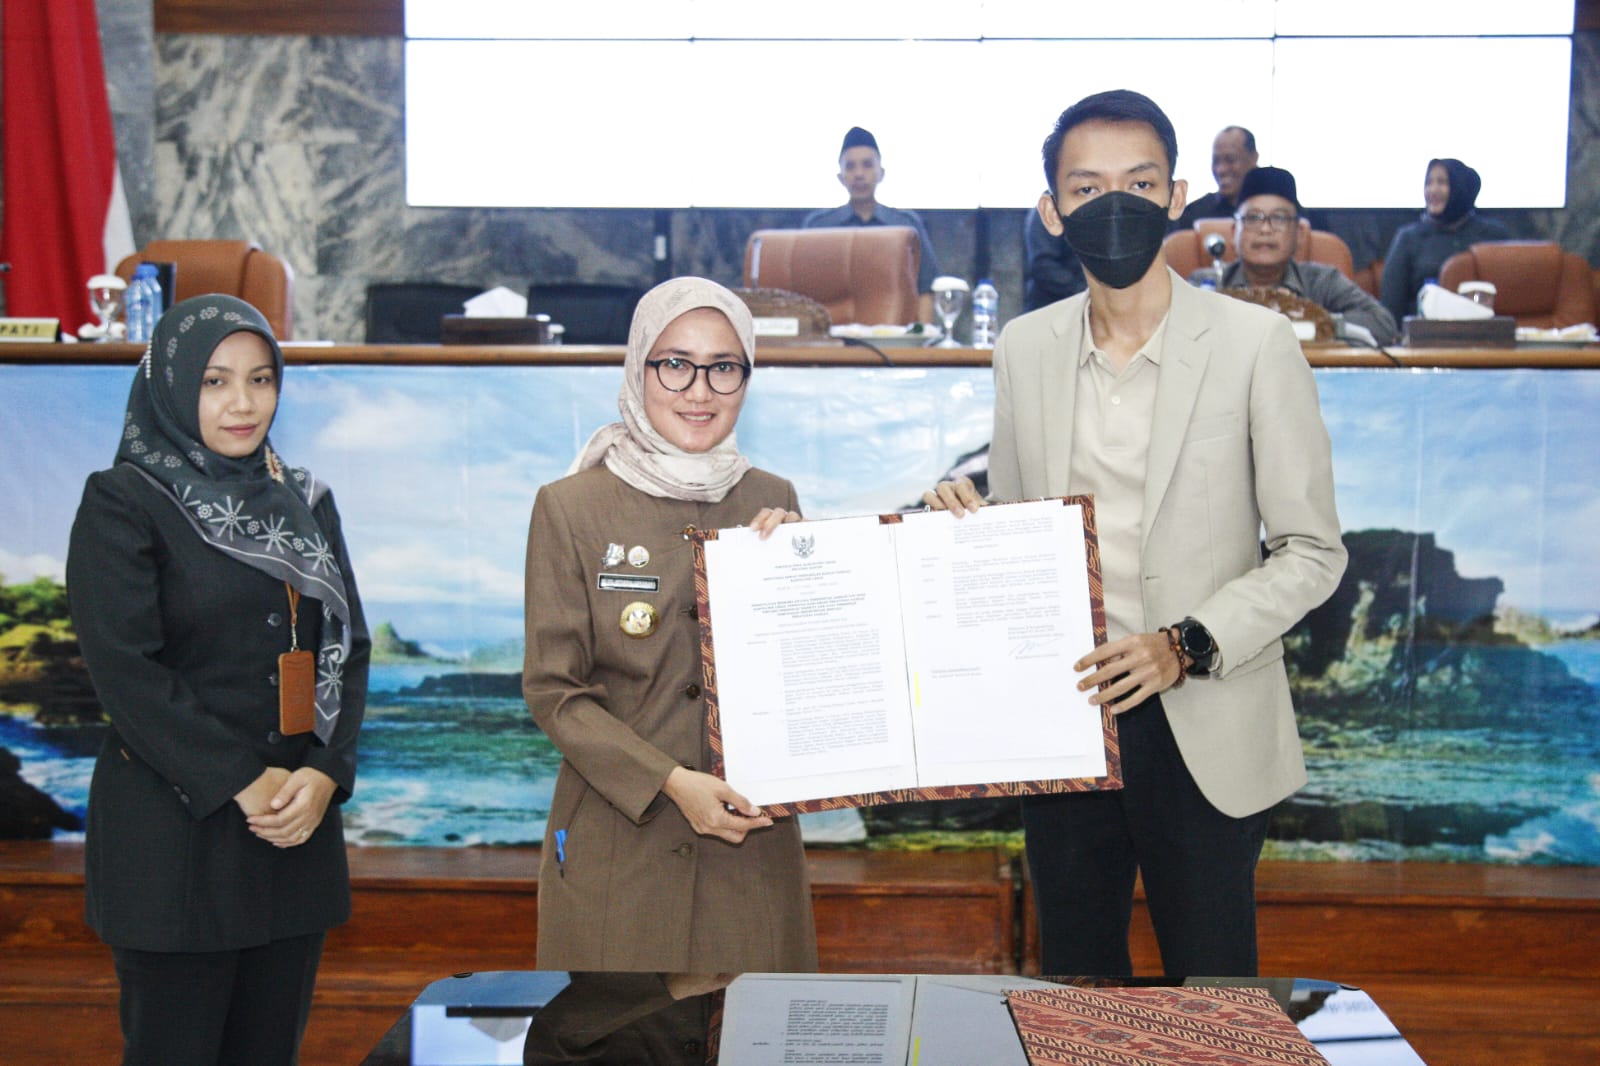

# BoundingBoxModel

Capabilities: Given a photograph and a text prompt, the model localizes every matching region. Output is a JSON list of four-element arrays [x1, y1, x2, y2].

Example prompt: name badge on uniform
[[598, 573, 660, 593]]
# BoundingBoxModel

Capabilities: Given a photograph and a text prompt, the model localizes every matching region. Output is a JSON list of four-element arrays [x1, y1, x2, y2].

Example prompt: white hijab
[[571, 277, 755, 502]]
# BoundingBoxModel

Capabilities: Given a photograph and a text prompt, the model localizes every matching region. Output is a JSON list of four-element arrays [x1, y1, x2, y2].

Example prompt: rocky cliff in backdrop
[[861, 528, 1599, 844]]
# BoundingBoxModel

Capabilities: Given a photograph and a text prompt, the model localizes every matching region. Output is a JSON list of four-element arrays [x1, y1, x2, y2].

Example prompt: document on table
[[717, 974, 1057, 1066], [717, 975, 913, 1066], [696, 497, 1116, 812]]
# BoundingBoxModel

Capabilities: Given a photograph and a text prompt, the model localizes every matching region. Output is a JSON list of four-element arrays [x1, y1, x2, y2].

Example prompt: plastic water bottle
[[971, 279, 999, 349], [124, 260, 164, 340], [1415, 276, 1437, 320], [125, 263, 160, 343]]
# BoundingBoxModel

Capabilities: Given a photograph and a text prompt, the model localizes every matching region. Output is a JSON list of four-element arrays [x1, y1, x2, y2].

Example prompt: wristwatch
[[1172, 617, 1216, 676]]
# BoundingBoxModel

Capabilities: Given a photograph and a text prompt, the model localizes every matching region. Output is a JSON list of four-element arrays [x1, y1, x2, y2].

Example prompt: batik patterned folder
[[694, 496, 1119, 815], [1005, 985, 1330, 1066]]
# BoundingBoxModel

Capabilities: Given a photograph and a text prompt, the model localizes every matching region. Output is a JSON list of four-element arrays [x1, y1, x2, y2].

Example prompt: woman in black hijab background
[[1380, 157, 1510, 322], [67, 294, 369, 1065]]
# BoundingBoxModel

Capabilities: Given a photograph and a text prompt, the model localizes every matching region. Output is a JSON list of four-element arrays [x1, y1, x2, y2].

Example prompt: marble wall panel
[[1558, 30, 1600, 264], [98, 0, 157, 244], [673, 208, 812, 289]]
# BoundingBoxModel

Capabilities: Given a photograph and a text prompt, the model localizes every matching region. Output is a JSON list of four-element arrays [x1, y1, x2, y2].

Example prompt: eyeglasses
[[1237, 211, 1298, 231], [644, 356, 751, 395]]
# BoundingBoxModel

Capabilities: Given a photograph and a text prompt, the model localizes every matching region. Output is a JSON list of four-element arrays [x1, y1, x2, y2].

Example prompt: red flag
[[1, 0, 135, 331]]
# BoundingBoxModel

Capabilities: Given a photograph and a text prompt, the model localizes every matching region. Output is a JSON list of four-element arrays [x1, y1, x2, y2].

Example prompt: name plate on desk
[[0, 318, 60, 341], [440, 315, 551, 345], [753, 316, 801, 337], [1402, 315, 1517, 348]]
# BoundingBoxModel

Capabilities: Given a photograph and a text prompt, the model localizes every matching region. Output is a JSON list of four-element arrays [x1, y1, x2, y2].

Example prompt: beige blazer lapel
[[1040, 297, 1085, 497], [1141, 272, 1211, 552]]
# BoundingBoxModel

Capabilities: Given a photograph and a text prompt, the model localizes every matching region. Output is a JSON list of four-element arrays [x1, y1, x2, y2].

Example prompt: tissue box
[[1401, 316, 1516, 348], [441, 315, 551, 345]]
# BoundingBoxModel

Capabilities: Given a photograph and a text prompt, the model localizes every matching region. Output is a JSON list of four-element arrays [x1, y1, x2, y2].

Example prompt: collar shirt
[[1069, 300, 1168, 642]]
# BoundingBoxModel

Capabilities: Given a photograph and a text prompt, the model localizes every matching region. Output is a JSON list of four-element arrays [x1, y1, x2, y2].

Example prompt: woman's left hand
[[247, 766, 337, 848], [747, 507, 801, 540]]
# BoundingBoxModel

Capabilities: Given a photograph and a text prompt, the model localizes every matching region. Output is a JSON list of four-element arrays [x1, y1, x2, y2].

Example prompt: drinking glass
[[931, 278, 968, 348], [87, 275, 126, 342]]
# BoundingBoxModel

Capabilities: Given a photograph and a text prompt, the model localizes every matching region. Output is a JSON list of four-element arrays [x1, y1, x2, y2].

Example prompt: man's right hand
[[921, 476, 986, 516]]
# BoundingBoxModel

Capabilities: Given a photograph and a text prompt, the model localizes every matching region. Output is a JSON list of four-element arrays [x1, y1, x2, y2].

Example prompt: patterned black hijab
[[116, 294, 354, 742]]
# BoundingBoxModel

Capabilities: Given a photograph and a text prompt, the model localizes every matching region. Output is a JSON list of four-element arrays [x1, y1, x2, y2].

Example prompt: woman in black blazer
[[67, 294, 369, 1065]]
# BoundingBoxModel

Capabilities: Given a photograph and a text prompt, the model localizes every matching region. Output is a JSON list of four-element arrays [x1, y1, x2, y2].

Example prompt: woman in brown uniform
[[522, 277, 817, 972]]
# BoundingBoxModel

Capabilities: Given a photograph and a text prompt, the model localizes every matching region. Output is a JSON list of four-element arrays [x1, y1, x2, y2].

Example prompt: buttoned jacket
[[66, 463, 369, 951], [987, 270, 1346, 817], [523, 466, 817, 971]]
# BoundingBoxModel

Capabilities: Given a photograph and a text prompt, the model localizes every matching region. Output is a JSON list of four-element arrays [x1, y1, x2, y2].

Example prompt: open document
[[695, 497, 1118, 813], [717, 973, 1057, 1066]]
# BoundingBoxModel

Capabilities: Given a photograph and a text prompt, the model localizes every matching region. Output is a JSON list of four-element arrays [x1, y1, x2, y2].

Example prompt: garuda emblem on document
[[791, 534, 815, 559]]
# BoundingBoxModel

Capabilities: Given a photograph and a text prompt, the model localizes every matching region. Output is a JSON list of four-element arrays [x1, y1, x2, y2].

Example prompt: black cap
[[1237, 165, 1299, 209], [840, 126, 879, 156]]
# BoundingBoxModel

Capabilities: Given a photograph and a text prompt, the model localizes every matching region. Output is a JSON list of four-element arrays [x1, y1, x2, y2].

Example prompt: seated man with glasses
[[1207, 166, 1398, 346]]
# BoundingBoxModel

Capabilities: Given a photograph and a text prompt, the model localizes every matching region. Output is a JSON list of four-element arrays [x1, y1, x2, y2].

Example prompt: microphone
[[1201, 233, 1227, 289]]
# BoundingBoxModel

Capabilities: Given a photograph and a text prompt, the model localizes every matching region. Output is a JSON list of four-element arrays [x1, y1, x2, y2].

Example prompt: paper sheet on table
[[463, 286, 527, 317], [718, 975, 914, 1066]]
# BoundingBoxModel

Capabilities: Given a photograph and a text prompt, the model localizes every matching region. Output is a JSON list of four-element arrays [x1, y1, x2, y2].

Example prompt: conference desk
[[358, 970, 1425, 1065], [3, 339, 1598, 369]]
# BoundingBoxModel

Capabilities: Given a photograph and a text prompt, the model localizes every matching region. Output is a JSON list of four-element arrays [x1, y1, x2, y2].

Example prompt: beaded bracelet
[[1159, 626, 1188, 689]]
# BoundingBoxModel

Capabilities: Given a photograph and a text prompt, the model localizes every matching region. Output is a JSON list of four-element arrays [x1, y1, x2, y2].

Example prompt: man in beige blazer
[[929, 90, 1345, 976]]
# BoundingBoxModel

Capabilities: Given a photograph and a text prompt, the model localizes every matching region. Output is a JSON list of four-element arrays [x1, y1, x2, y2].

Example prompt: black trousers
[[111, 931, 325, 1066], [1022, 695, 1270, 977]]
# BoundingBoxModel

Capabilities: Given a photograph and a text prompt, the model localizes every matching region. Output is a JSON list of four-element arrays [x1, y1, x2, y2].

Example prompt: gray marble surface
[[26, 25, 1600, 340], [97, 0, 156, 245]]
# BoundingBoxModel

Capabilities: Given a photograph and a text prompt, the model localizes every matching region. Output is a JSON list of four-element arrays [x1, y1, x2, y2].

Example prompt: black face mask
[[1058, 191, 1171, 289]]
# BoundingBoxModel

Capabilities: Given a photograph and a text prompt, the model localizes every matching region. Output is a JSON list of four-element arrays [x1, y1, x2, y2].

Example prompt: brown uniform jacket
[[523, 465, 817, 972]]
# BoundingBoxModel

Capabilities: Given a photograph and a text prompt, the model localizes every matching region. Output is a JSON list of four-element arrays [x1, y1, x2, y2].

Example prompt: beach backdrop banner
[[2, 362, 1596, 864]]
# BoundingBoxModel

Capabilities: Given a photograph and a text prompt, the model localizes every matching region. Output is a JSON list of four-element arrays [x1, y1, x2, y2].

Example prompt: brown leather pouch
[[279, 583, 315, 735], [279, 649, 315, 735]]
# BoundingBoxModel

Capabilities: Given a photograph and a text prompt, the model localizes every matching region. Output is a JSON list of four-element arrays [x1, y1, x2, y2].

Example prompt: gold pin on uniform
[[627, 545, 650, 568], [619, 600, 658, 638]]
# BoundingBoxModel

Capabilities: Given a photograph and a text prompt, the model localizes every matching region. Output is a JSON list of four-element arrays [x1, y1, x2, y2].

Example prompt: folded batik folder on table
[[1005, 985, 1331, 1066]]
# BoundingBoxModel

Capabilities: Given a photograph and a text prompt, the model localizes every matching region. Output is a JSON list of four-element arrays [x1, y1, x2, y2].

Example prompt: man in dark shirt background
[[1024, 210, 1087, 312], [804, 126, 941, 322], [1174, 125, 1257, 229]]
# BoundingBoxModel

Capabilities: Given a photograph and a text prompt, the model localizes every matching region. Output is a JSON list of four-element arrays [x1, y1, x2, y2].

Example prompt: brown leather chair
[[1164, 218, 1359, 285], [1356, 258, 1383, 300], [742, 227, 920, 326], [117, 239, 296, 339], [1438, 241, 1596, 329]]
